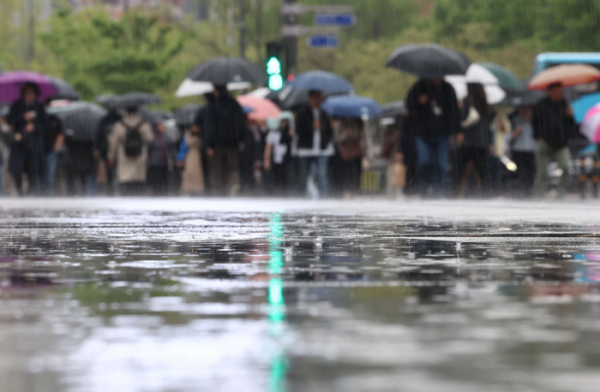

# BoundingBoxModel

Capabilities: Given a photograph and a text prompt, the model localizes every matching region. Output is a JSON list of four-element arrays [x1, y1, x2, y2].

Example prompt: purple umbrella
[[0, 71, 58, 103]]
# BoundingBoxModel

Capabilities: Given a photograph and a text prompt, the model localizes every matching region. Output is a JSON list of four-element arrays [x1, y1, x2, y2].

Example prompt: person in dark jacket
[[456, 83, 494, 197], [5, 83, 48, 195], [44, 101, 65, 196], [94, 108, 122, 196], [295, 90, 334, 197], [406, 78, 460, 197], [203, 86, 245, 196], [147, 119, 177, 196], [532, 82, 574, 198]]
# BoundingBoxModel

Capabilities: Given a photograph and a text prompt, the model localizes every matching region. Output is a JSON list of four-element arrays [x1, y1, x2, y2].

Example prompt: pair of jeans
[[298, 156, 330, 198], [512, 151, 536, 197], [415, 136, 449, 197], [45, 152, 58, 196], [456, 147, 490, 197], [535, 141, 571, 198]]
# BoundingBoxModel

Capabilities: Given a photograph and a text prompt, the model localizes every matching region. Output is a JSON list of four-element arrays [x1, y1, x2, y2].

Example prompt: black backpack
[[122, 121, 144, 157]]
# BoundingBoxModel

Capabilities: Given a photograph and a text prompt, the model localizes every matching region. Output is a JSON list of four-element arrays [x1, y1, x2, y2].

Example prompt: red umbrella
[[237, 95, 281, 121], [528, 64, 600, 90]]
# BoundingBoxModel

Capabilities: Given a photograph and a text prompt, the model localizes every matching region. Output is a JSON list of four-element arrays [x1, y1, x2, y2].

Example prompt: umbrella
[[48, 102, 106, 143], [387, 44, 471, 78], [287, 70, 354, 94], [113, 92, 161, 109], [476, 62, 523, 91], [186, 57, 266, 85], [96, 94, 118, 108], [321, 96, 382, 119], [506, 89, 545, 107], [446, 63, 506, 104], [267, 86, 309, 110], [580, 103, 600, 142], [247, 87, 272, 99], [48, 76, 80, 101], [175, 104, 202, 127], [380, 100, 408, 118], [0, 71, 58, 103], [175, 79, 250, 97], [237, 95, 281, 121], [528, 64, 600, 90]]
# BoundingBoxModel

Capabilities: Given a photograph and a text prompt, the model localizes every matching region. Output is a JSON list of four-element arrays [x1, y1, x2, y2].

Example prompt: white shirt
[[266, 130, 288, 164], [297, 108, 334, 157]]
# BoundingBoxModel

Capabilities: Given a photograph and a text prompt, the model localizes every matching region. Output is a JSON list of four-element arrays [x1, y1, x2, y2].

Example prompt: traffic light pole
[[282, 0, 298, 76]]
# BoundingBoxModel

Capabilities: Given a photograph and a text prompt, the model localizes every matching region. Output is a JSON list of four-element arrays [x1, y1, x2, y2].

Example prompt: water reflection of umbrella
[[0, 71, 58, 103], [380, 100, 408, 118], [48, 102, 106, 142], [237, 95, 281, 121], [321, 96, 382, 119], [186, 57, 266, 85], [387, 43, 471, 78], [47, 76, 80, 101], [287, 70, 353, 93], [528, 64, 600, 90]]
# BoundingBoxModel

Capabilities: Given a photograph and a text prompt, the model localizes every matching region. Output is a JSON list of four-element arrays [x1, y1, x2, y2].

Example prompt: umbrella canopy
[[113, 92, 161, 109], [96, 94, 118, 109], [48, 101, 106, 143], [0, 71, 58, 103], [186, 57, 266, 85], [506, 89, 545, 107], [175, 104, 202, 127], [321, 96, 382, 119], [237, 95, 281, 121], [380, 100, 408, 119], [287, 71, 354, 93], [446, 63, 506, 104], [580, 102, 600, 142], [528, 64, 600, 90], [267, 86, 309, 110], [387, 44, 471, 78], [48, 76, 80, 101], [175, 79, 250, 97], [476, 62, 523, 91], [247, 87, 272, 99]]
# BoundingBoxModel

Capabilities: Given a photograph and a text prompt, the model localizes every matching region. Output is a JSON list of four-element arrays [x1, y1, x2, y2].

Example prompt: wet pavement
[[1, 198, 600, 392]]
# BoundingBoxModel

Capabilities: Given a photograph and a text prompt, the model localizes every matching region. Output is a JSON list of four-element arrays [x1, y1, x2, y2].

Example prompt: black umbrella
[[267, 86, 344, 111], [380, 100, 408, 118], [114, 92, 161, 109], [186, 57, 266, 86], [387, 44, 471, 78], [175, 104, 202, 127], [48, 102, 106, 143], [48, 76, 80, 101]]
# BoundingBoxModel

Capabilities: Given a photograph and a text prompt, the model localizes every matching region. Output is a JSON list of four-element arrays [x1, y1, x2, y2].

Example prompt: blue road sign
[[307, 35, 339, 48], [315, 13, 356, 27]]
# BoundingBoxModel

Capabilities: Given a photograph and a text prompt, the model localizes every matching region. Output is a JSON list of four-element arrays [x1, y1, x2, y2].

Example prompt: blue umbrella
[[322, 95, 382, 119], [288, 70, 353, 93]]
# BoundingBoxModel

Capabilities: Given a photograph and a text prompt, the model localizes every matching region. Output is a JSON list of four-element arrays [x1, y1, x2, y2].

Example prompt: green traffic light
[[269, 74, 284, 90], [267, 57, 282, 75]]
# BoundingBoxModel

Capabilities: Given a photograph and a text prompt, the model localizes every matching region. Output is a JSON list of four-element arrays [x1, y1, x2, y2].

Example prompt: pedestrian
[[406, 78, 460, 198], [508, 104, 536, 197], [108, 106, 154, 196], [330, 117, 373, 198], [455, 83, 494, 197], [239, 116, 263, 195], [5, 83, 48, 196], [95, 108, 122, 196], [532, 82, 575, 198], [264, 112, 295, 196], [203, 85, 245, 196], [43, 101, 65, 196], [295, 90, 334, 198], [147, 119, 177, 196], [178, 127, 204, 196]]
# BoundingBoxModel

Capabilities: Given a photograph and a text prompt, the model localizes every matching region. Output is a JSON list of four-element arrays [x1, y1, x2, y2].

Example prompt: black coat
[[95, 111, 122, 160], [295, 105, 333, 150], [5, 99, 48, 177], [203, 94, 245, 149], [532, 97, 575, 149], [406, 79, 460, 139]]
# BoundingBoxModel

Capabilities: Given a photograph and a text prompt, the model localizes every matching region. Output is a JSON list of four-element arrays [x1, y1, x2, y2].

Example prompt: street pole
[[282, 0, 298, 76], [26, 0, 35, 62], [239, 0, 246, 59]]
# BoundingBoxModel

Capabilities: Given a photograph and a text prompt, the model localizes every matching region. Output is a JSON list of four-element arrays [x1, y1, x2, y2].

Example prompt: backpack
[[122, 121, 144, 157]]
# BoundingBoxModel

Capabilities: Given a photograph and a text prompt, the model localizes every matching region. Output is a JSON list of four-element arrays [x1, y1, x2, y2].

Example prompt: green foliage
[[39, 8, 187, 97]]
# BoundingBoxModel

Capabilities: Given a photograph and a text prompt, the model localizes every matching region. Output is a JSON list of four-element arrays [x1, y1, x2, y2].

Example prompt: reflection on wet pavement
[[1, 206, 600, 391]]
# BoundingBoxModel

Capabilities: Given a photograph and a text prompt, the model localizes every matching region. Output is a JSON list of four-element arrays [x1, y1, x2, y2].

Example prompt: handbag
[[390, 162, 406, 188], [461, 106, 481, 128]]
